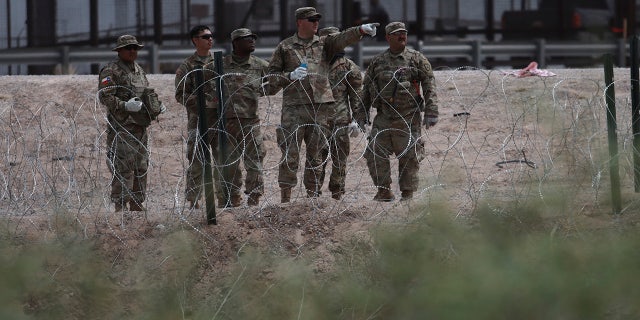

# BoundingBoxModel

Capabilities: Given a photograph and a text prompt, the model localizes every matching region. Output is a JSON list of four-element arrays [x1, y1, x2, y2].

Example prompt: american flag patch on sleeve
[[101, 76, 112, 85]]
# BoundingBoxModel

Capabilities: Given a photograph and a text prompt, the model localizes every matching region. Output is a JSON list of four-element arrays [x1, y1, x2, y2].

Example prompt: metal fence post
[[536, 39, 546, 68], [214, 51, 228, 210], [195, 67, 217, 225], [149, 43, 160, 74], [604, 53, 622, 214], [60, 46, 70, 74], [630, 35, 640, 192], [472, 40, 482, 68]]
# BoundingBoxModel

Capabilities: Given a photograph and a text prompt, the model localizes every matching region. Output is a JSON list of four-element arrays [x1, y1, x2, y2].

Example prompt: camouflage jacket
[[326, 53, 362, 122], [98, 59, 150, 127], [267, 26, 363, 107], [222, 53, 269, 119], [175, 51, 220, 114], [362, 47, 438, 119]]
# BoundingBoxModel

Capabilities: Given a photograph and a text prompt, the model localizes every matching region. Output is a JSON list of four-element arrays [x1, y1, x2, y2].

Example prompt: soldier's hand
[[124, 97, 143, 112], [289, 66, 308, 81], [360, 23, 380, 37], [348, 120, 362, 138], [423, 115, 438, 129]]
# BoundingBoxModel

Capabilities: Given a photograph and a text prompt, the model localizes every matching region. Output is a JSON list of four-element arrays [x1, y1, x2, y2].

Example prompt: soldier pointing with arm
[[267, 6, 379, 203]]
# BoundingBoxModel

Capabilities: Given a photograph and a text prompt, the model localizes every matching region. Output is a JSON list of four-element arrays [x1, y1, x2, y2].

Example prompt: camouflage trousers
[[364, 113, 425, 192], [319, 117, 351, 196], [223, 117, 266, 197], [277, 104, 331, 194], [106, 122, 148, 205], [185, 110, 226, 205]]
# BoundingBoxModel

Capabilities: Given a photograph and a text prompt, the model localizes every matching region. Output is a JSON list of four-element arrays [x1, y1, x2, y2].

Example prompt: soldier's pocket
[[415, 137, 425, 162], [276, 125, 286, 150]]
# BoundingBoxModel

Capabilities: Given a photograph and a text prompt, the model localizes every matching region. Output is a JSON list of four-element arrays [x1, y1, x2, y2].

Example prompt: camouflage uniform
[[357, 46, 438, 195], [267, 26, 364, 196], [221, 53, 269, 202], [175, 52, 226, 205], [318, 42, 363, 199], [98, 59, 151, 208]]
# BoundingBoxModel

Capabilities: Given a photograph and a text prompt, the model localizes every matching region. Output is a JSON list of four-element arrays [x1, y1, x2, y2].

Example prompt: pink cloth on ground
[[502, 61, 556, 78]]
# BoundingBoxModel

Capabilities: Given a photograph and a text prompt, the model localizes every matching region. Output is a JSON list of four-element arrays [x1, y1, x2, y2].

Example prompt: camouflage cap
[[112, 35, 144, 51], [295, 7, 322, 19], [318, 27, 340, 37], [385, 22, 407, 35], [231, 28, 257, 41]]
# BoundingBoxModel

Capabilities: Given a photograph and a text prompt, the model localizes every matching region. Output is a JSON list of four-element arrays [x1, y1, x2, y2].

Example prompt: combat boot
[[306, 189, 320, 198], [331, 190, 344, 200], [247, 193, 261, 206], [400, 190, 414, 201], [230, 194, 242, 207], [129, 201, 146, 211], [114, 201, 125, 212], [373, 188, 395, 202], [281, 188, 291, 203]]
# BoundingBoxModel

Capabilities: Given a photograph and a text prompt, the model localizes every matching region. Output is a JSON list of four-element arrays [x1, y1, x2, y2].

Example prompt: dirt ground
[[1, 67, 639, 283]]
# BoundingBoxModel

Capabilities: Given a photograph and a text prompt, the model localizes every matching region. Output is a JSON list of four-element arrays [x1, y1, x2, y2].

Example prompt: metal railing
[[0, 39, 630, 74]]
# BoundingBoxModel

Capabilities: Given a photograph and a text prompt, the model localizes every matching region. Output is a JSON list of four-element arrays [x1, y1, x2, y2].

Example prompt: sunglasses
[[196, 34, 214, 40], [307, 18, 320, 23], [390, 31, 408, 36], [123, 45, 140, 51]]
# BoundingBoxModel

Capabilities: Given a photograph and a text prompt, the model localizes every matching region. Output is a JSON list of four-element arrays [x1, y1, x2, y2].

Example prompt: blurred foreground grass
[[1, 197, 639, 319]]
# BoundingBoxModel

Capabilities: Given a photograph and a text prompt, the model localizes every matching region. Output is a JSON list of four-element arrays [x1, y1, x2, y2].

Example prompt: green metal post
[[604, 54, 622, 214], [214, 51, 229, 208], [630, 35, 640, 192], [195, 68, 217, 225]]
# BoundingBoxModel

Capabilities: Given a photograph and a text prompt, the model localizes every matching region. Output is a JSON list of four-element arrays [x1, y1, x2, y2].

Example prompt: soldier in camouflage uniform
[[221, 28, 270, 206], [98, 35, 166, 212], [317, 27, 363, 200], [267, 6, 379, 203], [175, 25, 227, 209], [355, 22, 439, 201]]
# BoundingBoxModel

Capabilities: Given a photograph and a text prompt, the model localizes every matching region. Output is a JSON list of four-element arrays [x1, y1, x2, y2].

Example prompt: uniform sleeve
[[353, 61, 376, 125], [419, 56, 438, 116], [258, 58, 278, 96], [324, 27, 363, 63], [266, 43, 289, 92], [175, 62, 196, 112], [347, 62, 363, 117], [98, 65, 123, 113]]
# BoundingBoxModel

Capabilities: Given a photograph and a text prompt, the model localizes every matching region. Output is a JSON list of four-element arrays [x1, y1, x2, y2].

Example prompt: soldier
[[355, 22, 439, 201], [267, 6, 379, 203], [98, 35, 166, 212], [317, 26, 363, 200], [175, 25, 228, 209], [221, 28, 270, 206]]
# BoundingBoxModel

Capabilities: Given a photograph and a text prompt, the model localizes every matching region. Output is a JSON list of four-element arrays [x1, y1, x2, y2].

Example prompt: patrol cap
[[295, 7, 322, 19], [112, 35, 144, 51], [318, 27, 339, 37], [231, 28, 258, 41], [385, 22, 407, 35]]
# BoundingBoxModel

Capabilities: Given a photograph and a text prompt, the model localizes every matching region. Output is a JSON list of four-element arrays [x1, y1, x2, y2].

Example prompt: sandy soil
[[1, 67, 639, 281]]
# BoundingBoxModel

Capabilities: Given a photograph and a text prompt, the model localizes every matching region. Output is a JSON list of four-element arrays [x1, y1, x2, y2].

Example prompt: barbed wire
[[1, 68, 639, 252]]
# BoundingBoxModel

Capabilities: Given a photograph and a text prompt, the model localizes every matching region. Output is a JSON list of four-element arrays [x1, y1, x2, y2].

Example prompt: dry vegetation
[[1, 68, 640, 318]]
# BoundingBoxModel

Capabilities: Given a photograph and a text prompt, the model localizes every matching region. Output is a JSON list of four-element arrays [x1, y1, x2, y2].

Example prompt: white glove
[[348, 120, 362, 138], [159, 103, 167, 114], [289, 66, 308, 81], [124, 97, 143, 112], [360, 23, 380, 37]]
